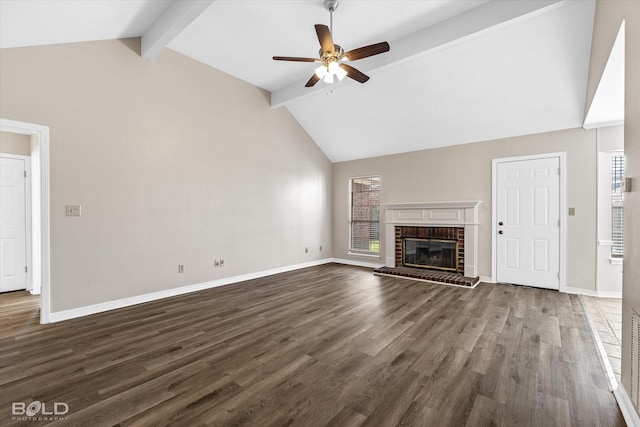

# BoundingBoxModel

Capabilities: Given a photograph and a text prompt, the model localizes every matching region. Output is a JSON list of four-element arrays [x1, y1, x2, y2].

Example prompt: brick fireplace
[[378, 202, 481, 285], [395, 226, 465, 274]]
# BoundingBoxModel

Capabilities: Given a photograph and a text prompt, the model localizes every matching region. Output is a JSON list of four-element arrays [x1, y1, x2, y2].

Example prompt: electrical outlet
[[214, 260, 220, 267], [220, 259, 224, 267], [66, 205, 81, 216], [568, 207, 576, 216], [178, 264, 184, 273], [305, 247, 308, 253]]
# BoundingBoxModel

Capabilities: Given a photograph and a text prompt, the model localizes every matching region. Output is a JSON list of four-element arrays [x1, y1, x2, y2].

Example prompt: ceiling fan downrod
[[324, 0, 339, 35]]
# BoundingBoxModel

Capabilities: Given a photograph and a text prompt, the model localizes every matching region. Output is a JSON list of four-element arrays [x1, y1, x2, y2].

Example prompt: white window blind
[[612, 153, 624, 258], [349, 176, 380, 254]]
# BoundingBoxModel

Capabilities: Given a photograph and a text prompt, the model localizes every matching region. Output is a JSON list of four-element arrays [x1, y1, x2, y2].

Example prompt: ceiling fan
[[273, 0, 390, 87]]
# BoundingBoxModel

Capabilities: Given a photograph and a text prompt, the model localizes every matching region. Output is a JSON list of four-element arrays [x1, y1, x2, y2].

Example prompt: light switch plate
[[66, 205, 81, 216], [568, 207, 576, 216]]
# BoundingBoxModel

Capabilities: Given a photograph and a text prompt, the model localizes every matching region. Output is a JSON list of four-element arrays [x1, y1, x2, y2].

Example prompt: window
[[611, 152, 624, 258], [349, 176, 380, 254]]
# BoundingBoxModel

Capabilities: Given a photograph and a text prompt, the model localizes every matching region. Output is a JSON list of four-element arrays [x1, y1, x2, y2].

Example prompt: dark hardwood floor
[[0, 264, 624, 426]]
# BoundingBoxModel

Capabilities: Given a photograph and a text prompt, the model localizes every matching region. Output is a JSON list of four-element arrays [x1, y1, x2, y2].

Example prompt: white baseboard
[[329, 258, 385, 269], [48, 258, 334, 323], [566, 286, 622, 298], [45, 260, 495, 323], [614, 384, 640, 427], [596, 290, 623, 298]]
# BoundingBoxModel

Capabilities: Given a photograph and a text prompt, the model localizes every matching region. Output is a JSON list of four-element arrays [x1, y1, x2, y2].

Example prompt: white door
[[496, 156, 560, 289], [0, 157, 27, 292]]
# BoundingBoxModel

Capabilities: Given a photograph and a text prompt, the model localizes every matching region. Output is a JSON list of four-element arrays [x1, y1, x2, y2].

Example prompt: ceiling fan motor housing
[[319, 45, 344, 63]]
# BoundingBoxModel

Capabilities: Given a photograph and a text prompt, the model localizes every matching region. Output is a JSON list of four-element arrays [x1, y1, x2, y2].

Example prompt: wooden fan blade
[[305, 73, 321, 87], [342, 42, 390, 61], [315, 24, 335, 55], [340, 64, 369, 83], [273, 56, 318, 62]]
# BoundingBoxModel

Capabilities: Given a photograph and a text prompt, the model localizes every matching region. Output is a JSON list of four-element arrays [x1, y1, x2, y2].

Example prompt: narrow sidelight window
[[611, 152, 624, 258], [349, 176, 380, 255]]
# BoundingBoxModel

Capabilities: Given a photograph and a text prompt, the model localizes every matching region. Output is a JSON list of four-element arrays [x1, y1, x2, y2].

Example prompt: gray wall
[[333, 127, 598, 291], [0, 38, 333, 312]]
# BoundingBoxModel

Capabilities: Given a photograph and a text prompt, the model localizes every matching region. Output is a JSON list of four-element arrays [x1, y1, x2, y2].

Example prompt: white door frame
[[0, 154, 32, 292], [0, 118, 51, 323], [491, 152, 567, 292]]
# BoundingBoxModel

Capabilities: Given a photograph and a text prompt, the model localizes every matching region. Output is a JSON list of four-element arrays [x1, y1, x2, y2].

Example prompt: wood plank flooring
[[0, 264, 625, 426]]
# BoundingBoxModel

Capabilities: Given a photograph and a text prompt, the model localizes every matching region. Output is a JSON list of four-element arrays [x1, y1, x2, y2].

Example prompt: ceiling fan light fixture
[[315, 65, 328, 79], [328, 61, 340, 74], [323, 72, 334, 84], [335, 66, 347, 81]]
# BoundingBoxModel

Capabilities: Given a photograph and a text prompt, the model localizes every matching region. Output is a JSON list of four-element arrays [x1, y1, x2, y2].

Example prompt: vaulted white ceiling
[[0, 0, 602, 162]]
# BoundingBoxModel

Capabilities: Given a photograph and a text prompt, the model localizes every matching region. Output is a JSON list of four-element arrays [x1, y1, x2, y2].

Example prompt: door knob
[[498, 230, 503, 234], [498, 221, 503, 226]]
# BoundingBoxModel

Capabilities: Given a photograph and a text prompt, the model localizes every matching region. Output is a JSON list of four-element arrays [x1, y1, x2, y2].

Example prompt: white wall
[[333, 127, 598, 292], [0, 38, 333, 313]]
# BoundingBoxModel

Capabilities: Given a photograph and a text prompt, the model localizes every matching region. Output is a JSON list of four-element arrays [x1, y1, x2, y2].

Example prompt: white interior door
[[496, 156, 560, 290], [1, 157, 28, 292]]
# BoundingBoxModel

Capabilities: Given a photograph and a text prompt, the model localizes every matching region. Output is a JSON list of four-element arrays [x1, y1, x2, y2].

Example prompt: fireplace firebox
[[403, 238, 458, 271], [394, 226, 465, 275]]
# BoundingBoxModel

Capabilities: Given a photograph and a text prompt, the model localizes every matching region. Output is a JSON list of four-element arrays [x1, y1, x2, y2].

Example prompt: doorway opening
[[0, 118, 50, 324]]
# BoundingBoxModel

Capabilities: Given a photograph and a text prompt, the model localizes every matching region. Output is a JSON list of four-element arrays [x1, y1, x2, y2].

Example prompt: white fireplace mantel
[[383, 201, 481, 278]]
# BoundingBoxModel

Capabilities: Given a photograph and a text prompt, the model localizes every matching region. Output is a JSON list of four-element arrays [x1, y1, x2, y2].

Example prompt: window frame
[[348, 175, 381, 256], [611, 152, 624, 258]]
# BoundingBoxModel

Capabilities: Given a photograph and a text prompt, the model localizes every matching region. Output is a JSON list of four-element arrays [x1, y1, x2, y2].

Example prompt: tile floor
[[582, 296, 622, 383]]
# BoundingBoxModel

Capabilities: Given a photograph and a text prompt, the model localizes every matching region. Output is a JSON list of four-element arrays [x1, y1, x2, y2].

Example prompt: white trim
[[330, 257, 384, 269], [29, 139, 41, 295], [565, 287, 622, 299], [0, 153, 30, 160], [491, 152, 566, 292], [0, 118, 50, 324], [583, 120, 625, 130], [346, 252, 381, 259], [610, 258, 623, 265], [49, 258, 335, 323], [381, 201, 481, 210], [599, 240, 615, 246], [614, 385, 640, 427]]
